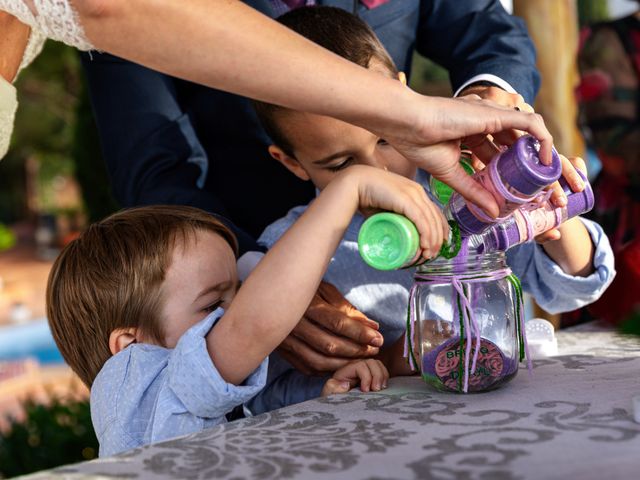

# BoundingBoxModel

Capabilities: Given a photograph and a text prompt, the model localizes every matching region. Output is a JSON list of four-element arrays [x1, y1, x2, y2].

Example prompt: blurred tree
[[578, 0, 609, 26], [0, 42, 118, 225], [0, 40, 81, 223]]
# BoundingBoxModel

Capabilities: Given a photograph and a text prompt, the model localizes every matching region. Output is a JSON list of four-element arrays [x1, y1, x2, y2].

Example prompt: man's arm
[[80, 52, 257, 253], [417, 0, 540, 104]]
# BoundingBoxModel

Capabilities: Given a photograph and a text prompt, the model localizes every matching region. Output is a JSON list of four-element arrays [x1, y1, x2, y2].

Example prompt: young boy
[[46, 166, 436, 457], [255, 7, 616, 347]]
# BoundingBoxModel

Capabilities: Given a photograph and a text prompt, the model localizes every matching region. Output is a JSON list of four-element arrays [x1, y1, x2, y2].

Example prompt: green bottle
[[357, 212, 422, 270], [428, 156, 475, 204], [358, 213, 461, 270]]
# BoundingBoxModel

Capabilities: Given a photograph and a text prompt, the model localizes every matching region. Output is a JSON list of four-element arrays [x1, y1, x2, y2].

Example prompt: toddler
[[46, 166, 433, 456]]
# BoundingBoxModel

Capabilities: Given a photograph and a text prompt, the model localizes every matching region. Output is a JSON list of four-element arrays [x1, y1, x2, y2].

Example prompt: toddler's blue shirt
[[91, 309, 267, 457]]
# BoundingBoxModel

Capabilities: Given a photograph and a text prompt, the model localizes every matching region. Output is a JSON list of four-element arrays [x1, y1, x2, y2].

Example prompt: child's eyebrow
[[312, 150, 353, 165], [193, 281, 233, 303]]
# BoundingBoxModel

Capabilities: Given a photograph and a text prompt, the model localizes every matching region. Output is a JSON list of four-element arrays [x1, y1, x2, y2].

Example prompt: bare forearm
[[210, 174, 359, 384], [542, 218, 595, 277], [76, 0, 417, 136], [0, 13, 30, 83]]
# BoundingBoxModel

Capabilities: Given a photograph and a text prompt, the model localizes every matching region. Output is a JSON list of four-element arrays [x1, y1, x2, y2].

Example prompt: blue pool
[[0, 319, 64, 364]]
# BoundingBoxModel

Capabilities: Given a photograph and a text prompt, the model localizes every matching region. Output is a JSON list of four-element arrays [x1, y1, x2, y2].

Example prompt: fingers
[[436, 165, 500, 218], [321, 378, 352, 396], [549, 155, 586, 208], [292, 316, 380, 358], [535, 228, 562, 244], [305, 301, 383, 347], [464, 133, 502, 165], [277, 337, 353, 374], [330, 359, 390, 394]]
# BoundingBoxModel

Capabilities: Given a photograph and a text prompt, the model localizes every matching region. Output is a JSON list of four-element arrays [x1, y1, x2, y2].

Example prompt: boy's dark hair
[[46, 205, 238, 387], [253, 6, 398, 157]]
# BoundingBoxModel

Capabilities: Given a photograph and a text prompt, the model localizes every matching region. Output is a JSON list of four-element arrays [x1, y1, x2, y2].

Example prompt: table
[[22, 323, 640, 480]]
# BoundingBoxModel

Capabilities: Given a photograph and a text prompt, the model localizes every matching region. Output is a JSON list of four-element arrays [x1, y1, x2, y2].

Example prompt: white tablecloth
[[22, 323, 640, 480]]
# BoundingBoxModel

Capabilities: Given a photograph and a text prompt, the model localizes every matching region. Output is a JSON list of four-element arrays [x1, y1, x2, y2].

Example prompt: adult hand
[[385, 93, 552, 218], [277, 281, 383, 375], [457, 85, 533, 164]]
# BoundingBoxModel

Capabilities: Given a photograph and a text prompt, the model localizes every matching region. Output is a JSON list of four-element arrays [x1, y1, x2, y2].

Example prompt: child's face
[[160, 229, 239, 348], [269, 66, 416, 190]]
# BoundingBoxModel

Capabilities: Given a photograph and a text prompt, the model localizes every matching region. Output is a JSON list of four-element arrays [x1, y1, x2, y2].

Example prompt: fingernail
[[371, 334, 383, 347], [340, 382, 350, 390], [573, 179, 585, 191], [383, 382, 388, 389], [372, 382, 380, 391]]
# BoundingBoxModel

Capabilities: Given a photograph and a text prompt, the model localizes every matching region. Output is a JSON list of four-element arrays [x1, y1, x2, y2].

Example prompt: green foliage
[[578, 0, 610, 26], [0, 399, 98, 478], [0, 40, 81, 222], [409, 53, 451, 96], [620, 310, 640, 336], [0, 224, 16, 251]]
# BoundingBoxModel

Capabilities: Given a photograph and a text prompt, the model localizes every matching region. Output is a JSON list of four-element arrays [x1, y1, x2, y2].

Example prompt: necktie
[[281, 0, 308, 8]]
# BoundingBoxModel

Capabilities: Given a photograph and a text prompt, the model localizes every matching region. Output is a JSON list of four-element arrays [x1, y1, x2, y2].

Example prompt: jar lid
[[358, 212, 419, 270]]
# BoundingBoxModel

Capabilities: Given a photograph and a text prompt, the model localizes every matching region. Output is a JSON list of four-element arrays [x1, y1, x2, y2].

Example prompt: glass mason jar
[[407, 251, 526, 393]]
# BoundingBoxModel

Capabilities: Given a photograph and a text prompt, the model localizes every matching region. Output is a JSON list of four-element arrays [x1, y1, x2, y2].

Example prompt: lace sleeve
[[0, 0, 94, 51], [0, 74, 18, 159]]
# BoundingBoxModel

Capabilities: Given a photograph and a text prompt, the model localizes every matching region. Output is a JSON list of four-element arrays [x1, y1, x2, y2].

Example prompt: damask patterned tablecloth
[[23, 323, 640, 480]]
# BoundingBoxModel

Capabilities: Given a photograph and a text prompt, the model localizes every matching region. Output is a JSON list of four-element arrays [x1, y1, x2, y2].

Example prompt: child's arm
[[209, 165, 446, 385], [536, 155, 595, 277]]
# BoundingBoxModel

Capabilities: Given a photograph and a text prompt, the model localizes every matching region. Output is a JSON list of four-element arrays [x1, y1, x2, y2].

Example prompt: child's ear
[[398, 71, 407, 86], [268, 145, 311, 181], [109, 328, 139, 356]]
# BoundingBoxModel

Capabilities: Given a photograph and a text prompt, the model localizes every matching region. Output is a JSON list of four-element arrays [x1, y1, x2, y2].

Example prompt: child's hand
[[340, 165, 448, 260], [321, 359, 389, 396], [535, 155, 587, 244]]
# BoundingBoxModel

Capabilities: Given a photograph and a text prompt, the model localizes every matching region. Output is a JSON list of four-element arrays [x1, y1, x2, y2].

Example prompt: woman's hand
[[384, 94, 552, 218]]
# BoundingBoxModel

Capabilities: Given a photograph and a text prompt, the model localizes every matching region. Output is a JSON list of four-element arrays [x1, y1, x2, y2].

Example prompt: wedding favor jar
[[406, 251, 527, 393]]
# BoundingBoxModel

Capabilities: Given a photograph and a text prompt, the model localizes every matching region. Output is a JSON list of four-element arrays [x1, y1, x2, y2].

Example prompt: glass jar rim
[[416, 250, 507, 276]]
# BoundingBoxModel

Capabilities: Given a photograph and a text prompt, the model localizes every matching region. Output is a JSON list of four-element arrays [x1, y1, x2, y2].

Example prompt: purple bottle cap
[[558, 169, 595, 218], [496, 136, 562, 196]]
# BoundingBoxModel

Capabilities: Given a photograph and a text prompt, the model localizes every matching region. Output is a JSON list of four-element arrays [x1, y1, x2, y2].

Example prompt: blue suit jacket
[[81, 0, 539, 254]]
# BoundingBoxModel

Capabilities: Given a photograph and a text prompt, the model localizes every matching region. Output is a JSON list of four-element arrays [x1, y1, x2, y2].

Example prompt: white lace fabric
[[0, 0, 95, 51], [0, 76, 18, 159]]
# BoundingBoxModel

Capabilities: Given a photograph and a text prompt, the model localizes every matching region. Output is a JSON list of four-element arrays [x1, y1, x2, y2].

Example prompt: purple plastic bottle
[[470, 169, 595, 254], [448, 135, 562, 235]]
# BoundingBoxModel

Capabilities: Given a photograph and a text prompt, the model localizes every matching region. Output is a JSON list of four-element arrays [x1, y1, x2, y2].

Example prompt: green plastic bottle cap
[[358, 212, 420, 270], [430, 158, 475, 204]]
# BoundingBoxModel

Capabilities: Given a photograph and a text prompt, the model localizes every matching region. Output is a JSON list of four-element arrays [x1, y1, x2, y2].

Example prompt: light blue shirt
[[91, 309, 268, 457], [259, 170, 616, 343]]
